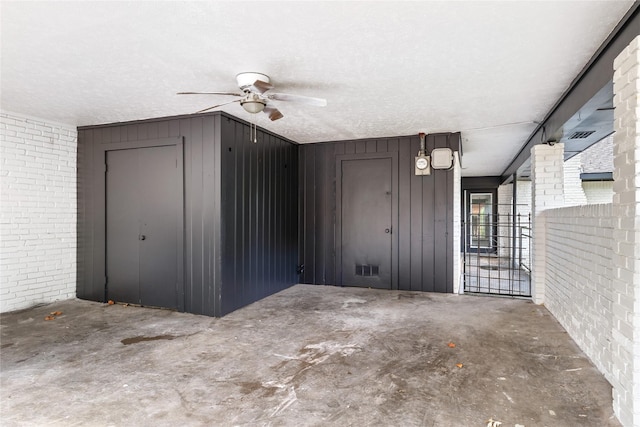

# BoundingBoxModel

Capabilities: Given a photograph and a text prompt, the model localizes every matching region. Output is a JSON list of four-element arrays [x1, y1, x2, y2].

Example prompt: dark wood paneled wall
[[299, 133, 460, 292], [219, 116, 298, 316], [77, 112, 298, 317]]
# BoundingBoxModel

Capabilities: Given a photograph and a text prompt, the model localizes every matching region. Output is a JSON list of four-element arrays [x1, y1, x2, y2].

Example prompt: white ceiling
[[1, 1, 634, 176]]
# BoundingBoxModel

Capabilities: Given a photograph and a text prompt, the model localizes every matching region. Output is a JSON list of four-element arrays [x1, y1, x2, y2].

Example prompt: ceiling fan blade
[[267, 92, 327, 107], [177, 91, 243, 97], [251, 79, 274, 94], [195, 99, 241, 114], [264, 105, 283, 121]]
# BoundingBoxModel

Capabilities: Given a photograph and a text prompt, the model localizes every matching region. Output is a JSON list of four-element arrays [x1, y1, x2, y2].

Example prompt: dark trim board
[[581, 172, 613, 181], [78, 112, 299, 146], [461, 176, 502, 190], [501, 3, 639, 181]]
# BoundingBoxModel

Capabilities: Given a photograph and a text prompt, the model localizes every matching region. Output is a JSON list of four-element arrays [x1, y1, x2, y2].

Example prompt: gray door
[[106, 145, 182, 309], [339, 157, 393, 289]]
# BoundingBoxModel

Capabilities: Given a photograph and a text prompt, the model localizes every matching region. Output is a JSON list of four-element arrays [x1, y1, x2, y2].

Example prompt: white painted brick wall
[[530, 143, 565, 304], [610, 35, 640, 427], [563, 154, 588, 206], [0, 111, 77, 312], [542, 204, 614, 383], [583, 181, 614, 204], [516, 181, 532, 269], [516, 181, 531, 208], [489, 181, 533, 271], [497, 183, 512, 259]]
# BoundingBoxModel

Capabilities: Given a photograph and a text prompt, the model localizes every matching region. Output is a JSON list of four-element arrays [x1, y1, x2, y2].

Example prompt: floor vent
[[569, 130, 595, 139], [356, 264, 379, 277]]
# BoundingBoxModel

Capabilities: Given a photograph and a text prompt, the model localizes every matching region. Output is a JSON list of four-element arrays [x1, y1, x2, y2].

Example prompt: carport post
[[611, 35, 640, 427], [530, 143, 565, 305]]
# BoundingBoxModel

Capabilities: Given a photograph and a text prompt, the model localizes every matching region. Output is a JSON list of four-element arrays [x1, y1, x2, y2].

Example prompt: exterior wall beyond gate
[[77, 112, 298, 317]]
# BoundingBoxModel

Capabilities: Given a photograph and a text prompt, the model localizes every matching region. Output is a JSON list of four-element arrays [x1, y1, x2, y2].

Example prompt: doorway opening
[[468, 192, 495, 253]]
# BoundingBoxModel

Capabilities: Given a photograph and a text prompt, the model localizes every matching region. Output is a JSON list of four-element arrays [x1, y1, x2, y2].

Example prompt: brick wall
[[542, 204, 614, 381], [530, 143, 565, 304], [521, 36, 638, 427], [515, 181, 532, 269], [583, 181, 614, 204], [610, 35, 640, 426], [563, 154, 588, 206], [516, 180, 531, 212], [582, 134, 614, 173], [0, 111, 77, 312], [492, 181, 533, 273], [497, 183, 512, 258]]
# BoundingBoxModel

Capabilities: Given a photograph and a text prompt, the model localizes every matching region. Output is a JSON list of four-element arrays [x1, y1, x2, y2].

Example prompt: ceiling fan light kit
[[240, 92, 266, 114], [177, 71, 327, 124]]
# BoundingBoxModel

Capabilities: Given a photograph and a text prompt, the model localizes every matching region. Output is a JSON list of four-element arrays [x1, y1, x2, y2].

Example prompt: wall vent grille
[[569, 130, 596, 139], [356, 264, 379, 277]]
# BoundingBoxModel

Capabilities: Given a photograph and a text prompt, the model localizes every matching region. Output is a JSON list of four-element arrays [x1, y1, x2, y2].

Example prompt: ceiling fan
[[177, 72, 327, 121]]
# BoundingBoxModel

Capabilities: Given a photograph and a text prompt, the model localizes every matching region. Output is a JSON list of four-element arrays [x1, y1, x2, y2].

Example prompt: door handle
[[385, 228, 391, 234], [139, 235, 146, 241]]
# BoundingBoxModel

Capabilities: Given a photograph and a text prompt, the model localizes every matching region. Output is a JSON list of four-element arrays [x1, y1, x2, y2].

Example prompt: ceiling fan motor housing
[[236, 72, 270, 91]]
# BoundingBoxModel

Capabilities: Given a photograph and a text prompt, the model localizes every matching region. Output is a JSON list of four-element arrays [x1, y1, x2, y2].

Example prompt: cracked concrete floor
[[1, 285, 619, 426]]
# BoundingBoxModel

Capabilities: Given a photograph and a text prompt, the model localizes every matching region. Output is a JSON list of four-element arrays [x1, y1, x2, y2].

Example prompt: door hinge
[[104, 163, 108, 173], [104, 276, 108, 285]]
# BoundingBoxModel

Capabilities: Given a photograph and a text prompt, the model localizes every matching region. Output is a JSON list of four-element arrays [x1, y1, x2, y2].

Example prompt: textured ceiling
[[0, 1, 634, 176]]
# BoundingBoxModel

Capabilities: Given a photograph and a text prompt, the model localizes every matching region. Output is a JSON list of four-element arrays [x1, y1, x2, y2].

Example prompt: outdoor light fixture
[[240, 93, 266, 114]]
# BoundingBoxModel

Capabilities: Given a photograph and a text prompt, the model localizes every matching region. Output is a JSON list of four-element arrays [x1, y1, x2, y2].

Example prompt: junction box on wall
[[415, 132, 455, 175]]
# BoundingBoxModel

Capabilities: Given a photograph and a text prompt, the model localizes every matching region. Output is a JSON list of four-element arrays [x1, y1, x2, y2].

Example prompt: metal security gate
[[463, 204, 531, 297]]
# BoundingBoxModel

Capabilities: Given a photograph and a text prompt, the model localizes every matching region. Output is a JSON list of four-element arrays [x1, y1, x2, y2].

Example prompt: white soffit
[[0, 1, 635, 176]]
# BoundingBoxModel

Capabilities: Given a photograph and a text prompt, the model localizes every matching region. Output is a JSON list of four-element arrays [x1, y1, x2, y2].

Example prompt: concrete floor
[[1, 285, 618, 427]]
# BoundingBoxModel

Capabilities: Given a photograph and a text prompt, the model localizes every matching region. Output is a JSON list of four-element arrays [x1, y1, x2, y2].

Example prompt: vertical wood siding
[[77, 112, 298, 317], [299, 133, 459, 292], [219, 117, 298, 316]]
